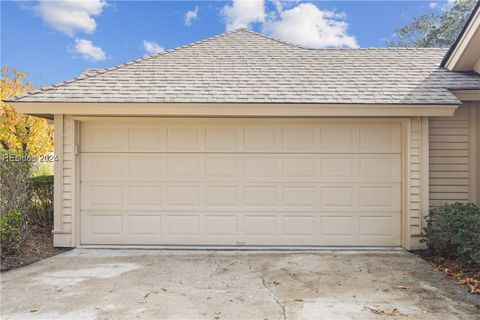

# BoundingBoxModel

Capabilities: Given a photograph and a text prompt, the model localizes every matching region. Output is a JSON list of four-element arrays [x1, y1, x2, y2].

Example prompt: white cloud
[[72, 39, 106, 61], [262, 3, 358, 48], [35, 0, 107, 36], [222, 0, 265, 31], [429, 2, 438, 9], [142, 40, 164, 55], [185, 6, 199, 27]]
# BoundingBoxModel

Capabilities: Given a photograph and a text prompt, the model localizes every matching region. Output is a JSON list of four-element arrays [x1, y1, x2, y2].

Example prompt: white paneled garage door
[[80, 119, 402, 246]]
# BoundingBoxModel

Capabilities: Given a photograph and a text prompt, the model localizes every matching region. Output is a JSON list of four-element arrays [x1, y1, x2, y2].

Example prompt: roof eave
[[8, 101, 459, 118]]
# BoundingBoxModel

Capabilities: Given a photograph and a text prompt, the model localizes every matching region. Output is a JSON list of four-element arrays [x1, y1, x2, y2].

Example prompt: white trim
[[402, 119, 412, 250], [53, 114, 63, 235], [10, 102, 458, 117], [469, 104, 478, 204], [420, 117, 429, 232], [72, 120, 81, 247], [444, 7, 480, 71]]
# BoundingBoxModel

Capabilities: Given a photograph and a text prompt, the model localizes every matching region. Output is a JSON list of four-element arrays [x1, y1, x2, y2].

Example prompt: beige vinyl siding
[[476, 103, 480, 206], [410, 117, 429, 236], [429, 105, 472, 207], [62, 115, 73, 233]]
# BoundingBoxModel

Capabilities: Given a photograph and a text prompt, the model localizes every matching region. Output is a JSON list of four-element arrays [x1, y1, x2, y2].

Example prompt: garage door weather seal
[[78, 245, 404, 252]]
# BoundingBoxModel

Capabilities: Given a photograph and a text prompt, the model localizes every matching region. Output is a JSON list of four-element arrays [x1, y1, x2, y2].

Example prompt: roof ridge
[[239, 28, 308, 50], [235, 29, 449, 51], [10, 28, 248, 101]]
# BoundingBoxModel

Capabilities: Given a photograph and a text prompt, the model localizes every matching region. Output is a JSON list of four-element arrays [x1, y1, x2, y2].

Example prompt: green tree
[[387, 0, 477, 47]]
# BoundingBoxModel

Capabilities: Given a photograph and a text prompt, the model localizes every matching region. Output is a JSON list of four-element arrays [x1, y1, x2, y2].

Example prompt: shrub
[[0, 151, 33, 215], [0, 209, 28, 256], [32, 161, 53, 177], [30, 175, 54, 229], [422, 202, 480, 264]]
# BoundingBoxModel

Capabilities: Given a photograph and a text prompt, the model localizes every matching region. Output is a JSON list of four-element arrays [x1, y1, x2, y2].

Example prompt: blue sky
[[1, 0, 449, 87]]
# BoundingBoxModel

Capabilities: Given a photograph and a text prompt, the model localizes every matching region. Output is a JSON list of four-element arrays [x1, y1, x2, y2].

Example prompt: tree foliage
[[1, 66, 53, 157], [387, 0, 477, 47]]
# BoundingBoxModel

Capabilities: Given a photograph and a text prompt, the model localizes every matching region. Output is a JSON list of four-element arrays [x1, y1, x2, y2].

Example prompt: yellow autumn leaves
[[0, 66, 53, 157]]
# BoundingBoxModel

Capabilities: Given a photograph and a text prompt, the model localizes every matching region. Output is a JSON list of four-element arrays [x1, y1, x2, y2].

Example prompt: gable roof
[[8, 29, 480, 105]]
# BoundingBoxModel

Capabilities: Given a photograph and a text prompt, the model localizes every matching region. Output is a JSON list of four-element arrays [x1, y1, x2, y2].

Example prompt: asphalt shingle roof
[[10, 29, 480, 105]]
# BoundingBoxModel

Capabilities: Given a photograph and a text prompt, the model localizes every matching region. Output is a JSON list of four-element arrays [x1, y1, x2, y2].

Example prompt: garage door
[[80, 119, 402, 246]]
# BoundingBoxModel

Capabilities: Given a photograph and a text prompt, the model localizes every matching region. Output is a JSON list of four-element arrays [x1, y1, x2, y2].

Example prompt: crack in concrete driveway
[[248, 258, 287, 320]]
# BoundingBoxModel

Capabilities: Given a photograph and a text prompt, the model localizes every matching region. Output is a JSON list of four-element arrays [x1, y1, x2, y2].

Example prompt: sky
[[1, 0, 453, 87]]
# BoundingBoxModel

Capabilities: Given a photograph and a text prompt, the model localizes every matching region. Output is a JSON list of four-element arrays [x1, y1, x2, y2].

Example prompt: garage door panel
[[321, 187, 355, 208], [81, 182, 400, 212], [89, 215, 123, 235], [244, 186, 278, 208], [205, 157, 239, 177], [282, 216, 316, 236], [128, 156, 162, 177], [166, 215, 200, 236], [243, 215, 277, 238], [81, 121, 401, 154], [320, 216, 355, 237], [282, 187, 318, 208], [81, 154, 123, 178], [81, 153, 401, 183], [205, 186, 239, 208], [80, 211, 401, 245], [127, 215, 162, 236], [283, 157, 316, 177], [81, 126, 126, 151], [321, 157, 355, 178], [205, 128, 239, 149], [165, 156, 202, 177], [165, 186, 200, 208], [128, 127, 162, 149], [282, 128, 317, 150], [359, 125, 401, 153], [359, 156, 400, 180], [204, 215, 238, 236], [359, 186, 398, 209], [80, 119, 403, 246], [81, 184, 123, 210], [359, 216, 393, 237], [243, 127, 277, 150], [126, 185, 162, 208], [244, 157, 278, 177], [166, 127, 203, 149], [322, 126, 355, 150]]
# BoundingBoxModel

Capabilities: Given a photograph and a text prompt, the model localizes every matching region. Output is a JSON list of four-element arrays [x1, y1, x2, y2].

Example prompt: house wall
[[53, 114, 74, 247], [476, 103, 480, 206], [410, 117, 430, 249], [52, 115, 427, 248], [429, 103, 479, 209]]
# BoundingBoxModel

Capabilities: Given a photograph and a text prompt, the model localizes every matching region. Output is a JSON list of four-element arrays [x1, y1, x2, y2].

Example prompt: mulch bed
[[1, 227, 70, 272], [412, 249, 480, 294]]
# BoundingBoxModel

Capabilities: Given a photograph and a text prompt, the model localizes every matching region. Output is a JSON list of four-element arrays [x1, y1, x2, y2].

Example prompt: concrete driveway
[[1, 249, 479, 320]]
